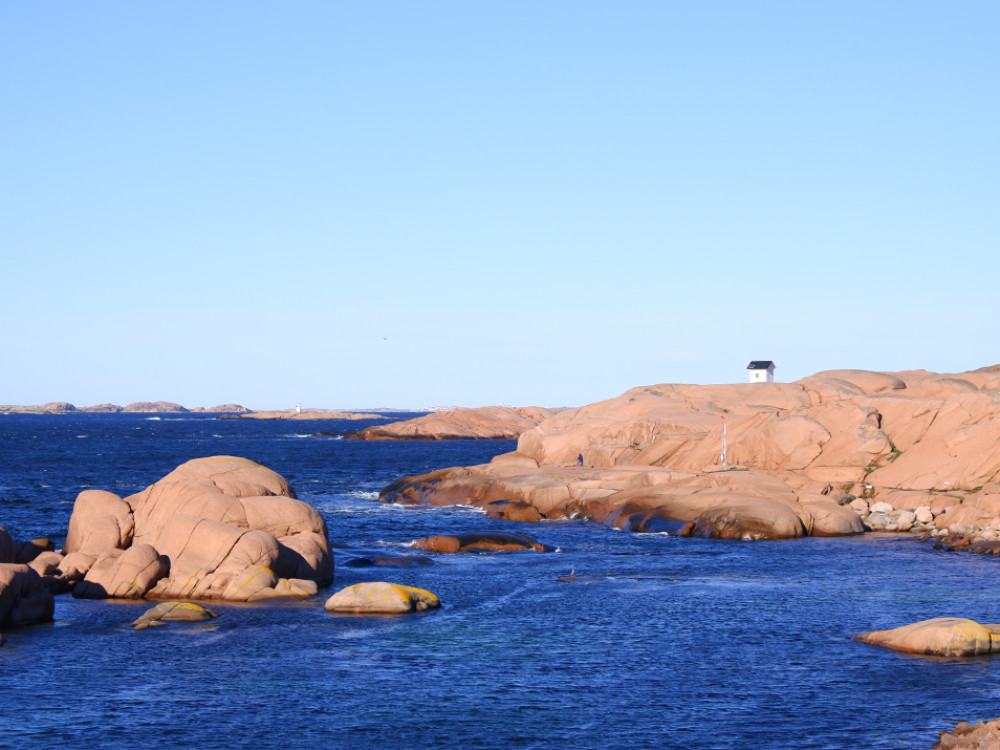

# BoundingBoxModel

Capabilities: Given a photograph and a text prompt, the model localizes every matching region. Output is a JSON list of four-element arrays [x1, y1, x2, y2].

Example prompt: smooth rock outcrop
[[63, 490, 135, 556], [122, 401, 188, 413], [853, 617, 1000, 657], [62, 456, 333, 601], [350, 406, 551, 440], [379, 366, 1000, 543], [325, 582, 440, 614]]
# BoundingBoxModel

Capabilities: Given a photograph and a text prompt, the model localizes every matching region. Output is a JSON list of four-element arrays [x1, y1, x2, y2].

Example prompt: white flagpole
[[721, 415, 727, 471]]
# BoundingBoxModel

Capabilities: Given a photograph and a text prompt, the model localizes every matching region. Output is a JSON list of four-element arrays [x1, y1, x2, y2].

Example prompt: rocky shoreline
[[5, 365, 1000, 748], [380, 367, 1000, 543]]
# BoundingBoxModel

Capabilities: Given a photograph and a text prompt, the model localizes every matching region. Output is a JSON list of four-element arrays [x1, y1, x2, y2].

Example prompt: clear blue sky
[[2, 2, 997, 409]]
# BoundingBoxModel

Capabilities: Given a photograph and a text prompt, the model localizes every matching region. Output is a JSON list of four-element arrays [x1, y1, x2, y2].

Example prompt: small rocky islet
[[4, 364, 1000, 748]]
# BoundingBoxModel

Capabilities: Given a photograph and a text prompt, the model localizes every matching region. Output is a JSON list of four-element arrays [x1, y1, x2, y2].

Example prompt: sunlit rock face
[[381, 366, 1000, 541], [62, 456, 332, 601]]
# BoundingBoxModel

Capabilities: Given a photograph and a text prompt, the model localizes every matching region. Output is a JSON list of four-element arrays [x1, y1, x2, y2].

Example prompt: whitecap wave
[[343, 490, 379, 501]]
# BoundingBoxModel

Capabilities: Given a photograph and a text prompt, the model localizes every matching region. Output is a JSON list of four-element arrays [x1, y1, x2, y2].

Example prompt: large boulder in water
[[853, 617, 1000, 657], [796, 495, 865, 536], [62, 456, 333, 601], [688, 497, 812, 540], [0, 564, 55, 627]]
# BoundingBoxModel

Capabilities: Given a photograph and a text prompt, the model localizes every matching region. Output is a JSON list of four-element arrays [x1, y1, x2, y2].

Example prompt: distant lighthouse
[[295, 403, 301, 413]]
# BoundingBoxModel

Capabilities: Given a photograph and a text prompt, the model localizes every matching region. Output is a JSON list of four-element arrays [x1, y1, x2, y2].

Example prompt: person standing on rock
[[577, 453, 584, 467]]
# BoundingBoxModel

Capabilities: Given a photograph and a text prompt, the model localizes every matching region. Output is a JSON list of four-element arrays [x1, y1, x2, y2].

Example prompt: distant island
[[0, 401, 247, 414], [0, 401, 390, 419]]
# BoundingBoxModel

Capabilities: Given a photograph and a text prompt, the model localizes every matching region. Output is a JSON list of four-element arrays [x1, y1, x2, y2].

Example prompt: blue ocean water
[[1, 413, 998, 749]]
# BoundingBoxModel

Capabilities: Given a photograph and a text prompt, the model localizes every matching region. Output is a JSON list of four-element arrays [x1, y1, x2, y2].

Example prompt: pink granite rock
[[854, 617, 1000, 657], [73, 544, 167, 599], [379, 365, 1000, 543], [63, 490, 134, 556], [325, 582, 440, 614], [62, 456, 332, 601]]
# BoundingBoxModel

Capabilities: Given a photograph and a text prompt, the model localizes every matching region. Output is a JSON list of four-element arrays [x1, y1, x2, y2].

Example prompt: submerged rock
[[338, 549, 434, 568], [131, 601, 218, 630], [324, 582, 440, 614], [413, 532, 548, 553], [853, 617, 1000, 657]]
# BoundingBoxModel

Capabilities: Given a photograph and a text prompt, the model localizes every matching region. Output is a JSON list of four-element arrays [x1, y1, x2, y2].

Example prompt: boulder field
[[3, 456, 333, 606], [380, 366, 1000, 541]]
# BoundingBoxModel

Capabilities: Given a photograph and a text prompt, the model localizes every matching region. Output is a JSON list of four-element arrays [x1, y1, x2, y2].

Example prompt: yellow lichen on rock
[[854, 617, 997, 657], [131, 601, 218, 630], [324, 581, 441, 614]]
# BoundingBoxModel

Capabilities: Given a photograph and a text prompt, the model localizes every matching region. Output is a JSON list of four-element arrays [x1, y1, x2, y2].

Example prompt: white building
[[747, 361, 776, 383]]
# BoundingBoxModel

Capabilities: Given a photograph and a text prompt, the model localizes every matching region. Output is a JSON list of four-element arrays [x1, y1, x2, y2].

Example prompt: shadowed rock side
[[349, 406, 552, 440], [380, 366, 1000, 541], [0, 563, 55, 627], [47, 456, 333, 601]]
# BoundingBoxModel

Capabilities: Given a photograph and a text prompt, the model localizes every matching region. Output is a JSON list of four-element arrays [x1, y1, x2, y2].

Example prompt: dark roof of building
[[747, 361, 776, 370]]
